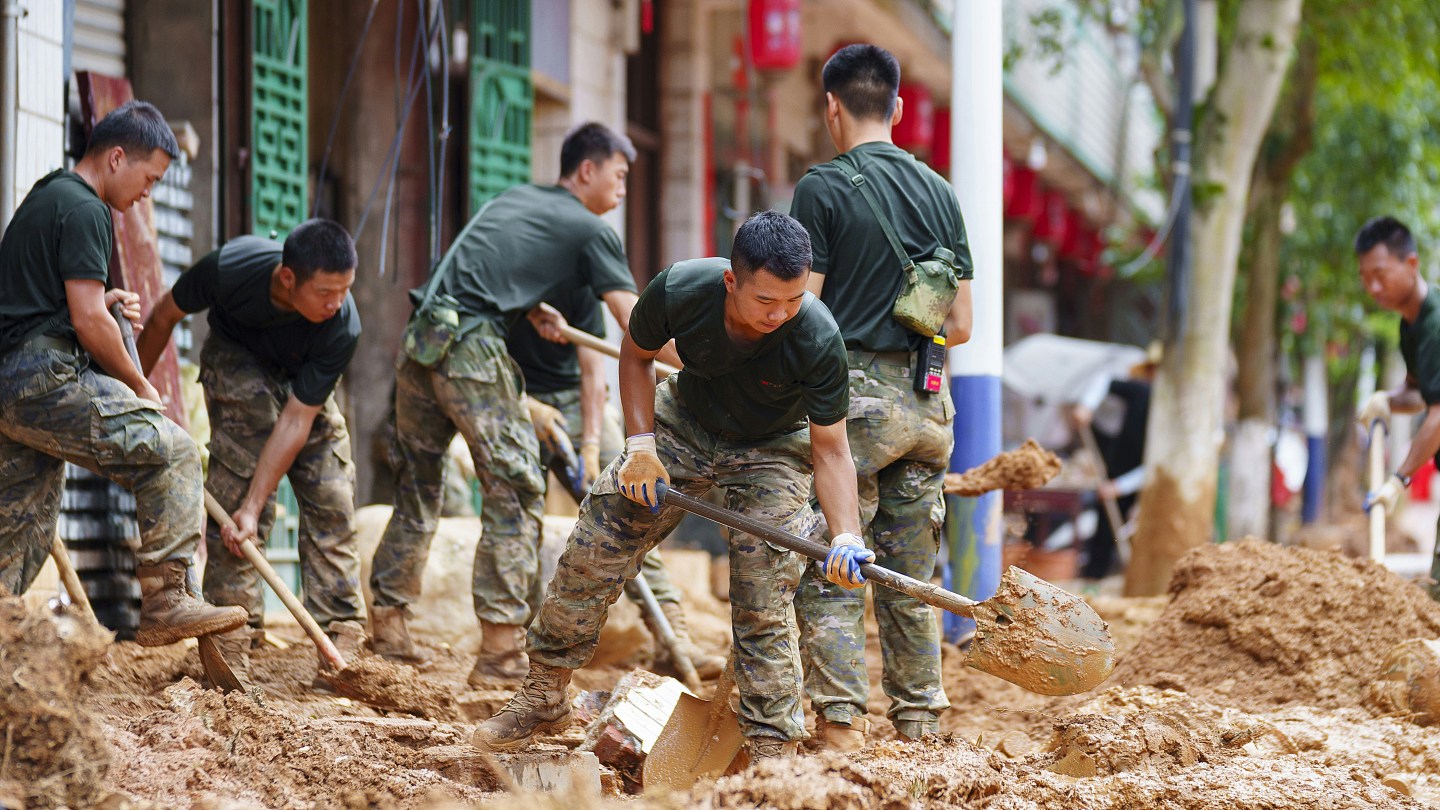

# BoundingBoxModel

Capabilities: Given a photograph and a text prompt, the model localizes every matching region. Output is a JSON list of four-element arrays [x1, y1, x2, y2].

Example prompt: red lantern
[[1031, 190, 1070, 246], [1005, 165, 1042, 222], [892, 83, 934, 153], [931, 106, 951, 175], [749, 0, 802, 71]]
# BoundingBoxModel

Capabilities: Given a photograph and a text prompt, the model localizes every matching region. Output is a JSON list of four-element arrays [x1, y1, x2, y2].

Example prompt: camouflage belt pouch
[[892, 247, 959, 337], [401, 293, 463, 367]]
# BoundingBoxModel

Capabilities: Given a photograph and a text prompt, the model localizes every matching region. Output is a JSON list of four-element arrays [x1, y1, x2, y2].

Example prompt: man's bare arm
[[810, 418, 862, 538], [136, 291, 186, 374]]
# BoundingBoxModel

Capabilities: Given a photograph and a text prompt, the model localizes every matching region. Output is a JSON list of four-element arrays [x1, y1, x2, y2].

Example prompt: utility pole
[[944, 0, 1003, 642]]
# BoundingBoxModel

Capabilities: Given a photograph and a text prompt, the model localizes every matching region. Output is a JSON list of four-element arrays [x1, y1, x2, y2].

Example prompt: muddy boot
[[748, 737, 800, 761], [646, 601, 726, 680], [468, 621, 528, 686], [312, 620, 367, 693], [814, 716, 867, 753], [209, 626, 260, 690], [895, 718, 940, 741], [369, 604, 431, 663], [135, 561, 248, 647], [470, 662, 573, 751]]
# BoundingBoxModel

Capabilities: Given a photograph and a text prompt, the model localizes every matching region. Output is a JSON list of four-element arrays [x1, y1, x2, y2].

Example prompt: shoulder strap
[[413, 198, 496, 310], [832, 152, 913, 273]]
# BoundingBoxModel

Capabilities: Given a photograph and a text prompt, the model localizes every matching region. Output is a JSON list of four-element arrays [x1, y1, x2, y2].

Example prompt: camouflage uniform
[[370, 323, 548, 625], [529, 386, 682, 606], [529, 379, 812, 741], [0, 341, 203, 594], [794, 351, 954, 728], [199, 335, 362, 629]]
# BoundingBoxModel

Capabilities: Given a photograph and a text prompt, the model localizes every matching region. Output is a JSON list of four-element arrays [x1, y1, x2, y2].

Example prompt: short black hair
[[559, 122, 636, 178], [822, 44, 901, 122], [85, 100, 180, 161], [1355, 216, 1418, 259], [282, 219, 357, 283], [731, 211, 812, 281]]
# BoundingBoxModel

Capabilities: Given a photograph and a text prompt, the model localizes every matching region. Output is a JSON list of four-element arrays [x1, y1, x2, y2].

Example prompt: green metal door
[[468, 0, 532, 214], [252, 0, 308, 237]]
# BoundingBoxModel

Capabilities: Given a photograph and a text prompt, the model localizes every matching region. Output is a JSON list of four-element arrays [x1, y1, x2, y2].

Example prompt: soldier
[[789, 44, 974, 750], [472, 211, 869, 761], [368, 122, 678, 682], [506, 284, 726, 680], [0, 101, 247, 644], [137, 219, 365, 682]]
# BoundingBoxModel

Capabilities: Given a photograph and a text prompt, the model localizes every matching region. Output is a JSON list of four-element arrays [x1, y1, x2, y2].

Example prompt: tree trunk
[[1228, 180, 1283, 540], [1125, 0, 1304, 597]]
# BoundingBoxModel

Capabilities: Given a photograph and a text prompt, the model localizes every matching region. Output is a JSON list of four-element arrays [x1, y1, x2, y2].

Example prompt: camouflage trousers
[[794, 351, 953, 727], [199, 336, 362, 630], [529, 386, 682, 607], [529, 378, 811, 741], [0, 341, 202, 595], [371, 325, 547, 625]]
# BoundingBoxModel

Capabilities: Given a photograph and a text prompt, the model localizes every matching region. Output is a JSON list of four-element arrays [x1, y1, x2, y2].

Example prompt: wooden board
[[75, 72, 186, 427]]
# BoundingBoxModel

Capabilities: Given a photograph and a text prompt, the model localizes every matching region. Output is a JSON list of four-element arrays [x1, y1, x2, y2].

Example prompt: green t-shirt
[[628, 258, 849, 438], [427, 184, 636, 334], [0, 170, 113, 350], [506, 283, 605, 394], [789, 141, 973, 353], [172, 236, 361, 406], [1401, 287, 1440, 420]]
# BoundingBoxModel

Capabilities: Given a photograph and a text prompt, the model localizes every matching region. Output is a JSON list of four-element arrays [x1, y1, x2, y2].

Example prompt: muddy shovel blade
[[197, 634, 245, 693], [965, 566, 1114, 696], [658, 486, 1114, 696]]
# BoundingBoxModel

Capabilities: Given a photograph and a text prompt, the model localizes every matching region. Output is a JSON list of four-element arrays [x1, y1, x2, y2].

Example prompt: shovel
[[643, 651, 742, 793], [560, 325, 679, 380], [659, 486, 1115, 697], [1368, 419, 1388, 561], [109, 301, 245, 692]]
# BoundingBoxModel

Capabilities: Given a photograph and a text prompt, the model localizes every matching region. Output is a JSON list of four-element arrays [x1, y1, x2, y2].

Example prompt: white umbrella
[[1003, 334, 1148, 406]]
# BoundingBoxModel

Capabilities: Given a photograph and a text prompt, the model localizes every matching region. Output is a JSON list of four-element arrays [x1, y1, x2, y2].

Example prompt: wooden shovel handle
[[1369, 420, 1387, 561], [559, 325, 680, 380], [203, 490, 347, 670]]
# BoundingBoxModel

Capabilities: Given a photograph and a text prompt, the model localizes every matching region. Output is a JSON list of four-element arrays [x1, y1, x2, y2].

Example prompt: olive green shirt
[[425, 184, 636, 335], [790, 141, 972, 353], [172, 237, 361, 406], [0, 170, 113, 351], [628, 258, 849, 438], [507, 283, 605, 394]]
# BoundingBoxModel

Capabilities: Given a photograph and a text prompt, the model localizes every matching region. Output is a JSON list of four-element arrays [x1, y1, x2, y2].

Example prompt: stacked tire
[[59, 464, 141, 638]]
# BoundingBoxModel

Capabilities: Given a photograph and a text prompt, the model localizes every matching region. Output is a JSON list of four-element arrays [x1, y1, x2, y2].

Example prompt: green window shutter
[[252, 0, 308, 238], [468, 0, 532, 215]]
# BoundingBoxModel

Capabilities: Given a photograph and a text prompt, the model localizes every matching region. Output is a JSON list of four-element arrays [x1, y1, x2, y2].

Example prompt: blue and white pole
[[943, 0, 1004, 642], [1301, 351, 1328, 523]]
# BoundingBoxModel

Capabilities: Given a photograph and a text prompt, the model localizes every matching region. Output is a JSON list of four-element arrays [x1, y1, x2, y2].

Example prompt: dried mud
[[1112, 539, 1440, 711], [326, 652, 459, 719], [945, 439, 1061, 497]]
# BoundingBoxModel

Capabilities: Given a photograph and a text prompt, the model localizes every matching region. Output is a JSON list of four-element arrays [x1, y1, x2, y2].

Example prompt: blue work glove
[[1364, 474, 1405, 515], [823, 533, 874, 589]]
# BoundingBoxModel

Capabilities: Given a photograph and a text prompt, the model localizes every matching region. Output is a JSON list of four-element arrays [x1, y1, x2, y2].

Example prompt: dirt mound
[[0, 596, 114, 809], [327, 653, 458, 719], [1112, 540, 1440, 711], [103, 680, 490, 808], [945, 439, 1060, 496]]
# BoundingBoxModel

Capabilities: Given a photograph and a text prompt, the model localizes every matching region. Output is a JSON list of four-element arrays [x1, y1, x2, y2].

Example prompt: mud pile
[[945, 439, 1061, 496], [103, 680, 491, 808], [0, 595, 114, 809], [1112, 539, 1440, 711]]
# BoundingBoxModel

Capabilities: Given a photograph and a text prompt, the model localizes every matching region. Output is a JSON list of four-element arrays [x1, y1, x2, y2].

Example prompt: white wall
[[11, 1, 66, 219]]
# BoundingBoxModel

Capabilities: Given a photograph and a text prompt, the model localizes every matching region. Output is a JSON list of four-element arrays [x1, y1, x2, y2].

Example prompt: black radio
[[914, 334, 946, 395]]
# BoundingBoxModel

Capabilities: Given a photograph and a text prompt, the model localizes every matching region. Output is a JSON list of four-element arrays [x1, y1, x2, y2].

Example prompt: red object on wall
[[1031, 190, 1070, 246], [931, 106, 951, 175], [1005, 165, 1042, 222], [893, 83, 934, 152], [1002, 152, 1014, 207], [749, 0, 802, 71]]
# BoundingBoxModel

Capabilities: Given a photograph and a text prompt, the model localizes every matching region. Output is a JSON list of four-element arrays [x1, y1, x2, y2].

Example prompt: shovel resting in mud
[[109, 302, 245, 692], [659, 486, 1115, 696]]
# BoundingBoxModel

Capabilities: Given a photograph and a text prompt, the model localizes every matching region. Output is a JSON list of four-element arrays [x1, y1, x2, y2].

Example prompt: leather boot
[[814, 715, 868, 753], [470, 662, 573, 751], [748, 737, 800, 761], [312, 620, 367, 693], [135, 560, 247, 647], [209, 626, 260, 690], [369, 604, 431, 663], [468, 621, 528, 686], [649, 601, 726, 680]]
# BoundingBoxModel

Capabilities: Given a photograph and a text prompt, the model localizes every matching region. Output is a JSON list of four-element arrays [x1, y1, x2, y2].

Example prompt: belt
[[845, 349, 914, 376], [22, 334, 80, 355]]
